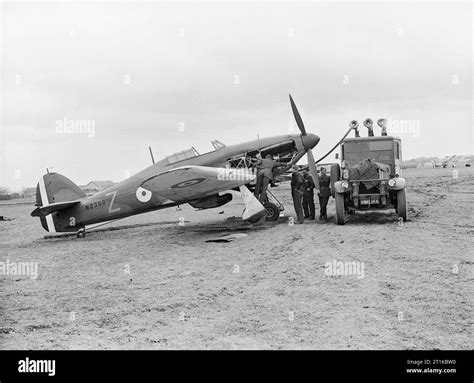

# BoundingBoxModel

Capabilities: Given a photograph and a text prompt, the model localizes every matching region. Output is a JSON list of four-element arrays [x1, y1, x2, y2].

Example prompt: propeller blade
[[306, 149, 320, 191], [289, 94, 307, 136], [289, 94, 319, 189]]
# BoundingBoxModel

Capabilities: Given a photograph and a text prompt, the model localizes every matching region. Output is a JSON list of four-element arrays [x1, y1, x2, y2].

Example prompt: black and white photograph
[[0, 0, 472, 379]]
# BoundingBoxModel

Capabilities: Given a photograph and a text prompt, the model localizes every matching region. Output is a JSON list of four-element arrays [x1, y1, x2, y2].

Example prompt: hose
[[299, 126, 354, 172], [314, 126, 354, 164]]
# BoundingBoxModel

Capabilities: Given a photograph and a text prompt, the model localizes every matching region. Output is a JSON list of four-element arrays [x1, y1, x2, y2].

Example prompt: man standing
[[302, 170, 315, 220], [318, 167, 331, 220], [291, 165, 305, 224], [254, 154, 286, 202]]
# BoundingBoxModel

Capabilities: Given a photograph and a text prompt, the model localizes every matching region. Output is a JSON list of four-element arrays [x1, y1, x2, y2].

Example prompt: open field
[[0, 167, 472, 349]]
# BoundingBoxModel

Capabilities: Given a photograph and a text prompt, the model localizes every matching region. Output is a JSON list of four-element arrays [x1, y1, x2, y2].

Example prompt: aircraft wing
[[140, 165, 256, 202], [442, 155, 456, 165]]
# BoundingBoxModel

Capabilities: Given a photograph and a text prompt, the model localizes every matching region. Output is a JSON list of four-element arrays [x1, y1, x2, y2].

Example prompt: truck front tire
[[335, 193, 346, 225], [330, 163, 340, 198], [397, 189, 408, 222]]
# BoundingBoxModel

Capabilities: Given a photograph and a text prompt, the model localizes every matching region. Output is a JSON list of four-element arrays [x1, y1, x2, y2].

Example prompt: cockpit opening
[[165, 140, 226, 165], [166, 147, 200, 164]]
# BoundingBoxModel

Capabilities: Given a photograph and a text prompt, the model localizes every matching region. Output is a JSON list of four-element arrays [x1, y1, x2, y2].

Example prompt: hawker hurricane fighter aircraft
[[32, 95, 320, 236], [432, 155, 471, 168]]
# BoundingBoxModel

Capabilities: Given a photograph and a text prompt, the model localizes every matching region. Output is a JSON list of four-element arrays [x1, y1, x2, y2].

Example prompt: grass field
[[0, 167, 472, 349]]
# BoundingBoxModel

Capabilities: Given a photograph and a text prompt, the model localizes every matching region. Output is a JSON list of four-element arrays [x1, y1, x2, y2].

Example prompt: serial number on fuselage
[[84, 199, 106, 211]]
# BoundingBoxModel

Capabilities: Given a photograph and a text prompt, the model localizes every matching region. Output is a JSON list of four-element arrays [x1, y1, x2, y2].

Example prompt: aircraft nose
[[302, 133, 320, 150]]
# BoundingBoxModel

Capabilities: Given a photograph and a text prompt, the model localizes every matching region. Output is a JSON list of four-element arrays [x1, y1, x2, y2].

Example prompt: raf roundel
[[136, 187, 152, 203]]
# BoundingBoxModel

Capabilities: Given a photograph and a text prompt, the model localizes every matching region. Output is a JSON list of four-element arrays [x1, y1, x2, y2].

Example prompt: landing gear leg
[[76, 228, 86, 238], [239, 185, 266, 222]]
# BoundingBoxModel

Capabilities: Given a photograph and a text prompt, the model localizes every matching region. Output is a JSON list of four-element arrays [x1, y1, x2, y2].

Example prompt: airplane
[[432, 155, 456, 168], [435, 155, 472, 168], [31, 95, 320, 236]]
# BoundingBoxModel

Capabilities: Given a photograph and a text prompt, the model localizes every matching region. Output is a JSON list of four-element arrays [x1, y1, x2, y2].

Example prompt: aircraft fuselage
[[46, 133, 316, 232]]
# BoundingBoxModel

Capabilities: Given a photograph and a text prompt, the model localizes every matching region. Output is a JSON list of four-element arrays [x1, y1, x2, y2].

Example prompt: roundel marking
[[136, 187, 152, 202], [170, 178, 206, 189]]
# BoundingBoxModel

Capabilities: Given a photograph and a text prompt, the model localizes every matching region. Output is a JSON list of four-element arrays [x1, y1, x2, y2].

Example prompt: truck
[[330, 119, 408, 225]]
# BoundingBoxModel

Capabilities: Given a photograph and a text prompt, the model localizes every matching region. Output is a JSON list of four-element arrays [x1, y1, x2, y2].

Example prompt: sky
[[1, 1, 472, 191]]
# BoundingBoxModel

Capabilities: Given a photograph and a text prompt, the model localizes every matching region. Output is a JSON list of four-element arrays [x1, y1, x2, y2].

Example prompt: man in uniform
[[302, 170, 315, 220], [318, 167, 331, 220], [291, 165, 305, 224], [253, 154, 287, 202]]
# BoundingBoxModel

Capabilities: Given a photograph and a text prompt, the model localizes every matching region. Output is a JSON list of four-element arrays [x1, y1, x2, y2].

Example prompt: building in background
[[80, 181, 115, 195]]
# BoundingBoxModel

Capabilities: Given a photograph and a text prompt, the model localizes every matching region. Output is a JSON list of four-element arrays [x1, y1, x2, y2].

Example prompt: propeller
[[289, 94, 320, 191], [289, 94, 307, 135]]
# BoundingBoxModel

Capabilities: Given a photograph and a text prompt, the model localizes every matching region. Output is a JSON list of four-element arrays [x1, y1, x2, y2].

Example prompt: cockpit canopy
[[165, 140, 226, 165], [166, 147, 200, 164]]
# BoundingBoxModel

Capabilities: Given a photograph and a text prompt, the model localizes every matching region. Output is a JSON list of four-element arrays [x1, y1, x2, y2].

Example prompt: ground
[[0, 167, 472, 349]]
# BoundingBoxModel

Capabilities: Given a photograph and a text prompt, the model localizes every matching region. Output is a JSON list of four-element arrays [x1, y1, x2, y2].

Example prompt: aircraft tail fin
[[33, 173, 86, 232]]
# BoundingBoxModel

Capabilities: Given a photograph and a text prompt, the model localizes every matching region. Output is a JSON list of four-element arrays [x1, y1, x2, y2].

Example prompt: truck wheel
[[330, 163, 340, 198], [335, 193, 346, 225], [397, 189, 408, 222], [264, 202, 280, 221]]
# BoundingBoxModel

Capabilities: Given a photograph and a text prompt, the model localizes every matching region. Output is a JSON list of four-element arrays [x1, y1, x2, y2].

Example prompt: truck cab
[[341, 136, 403, 177]]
